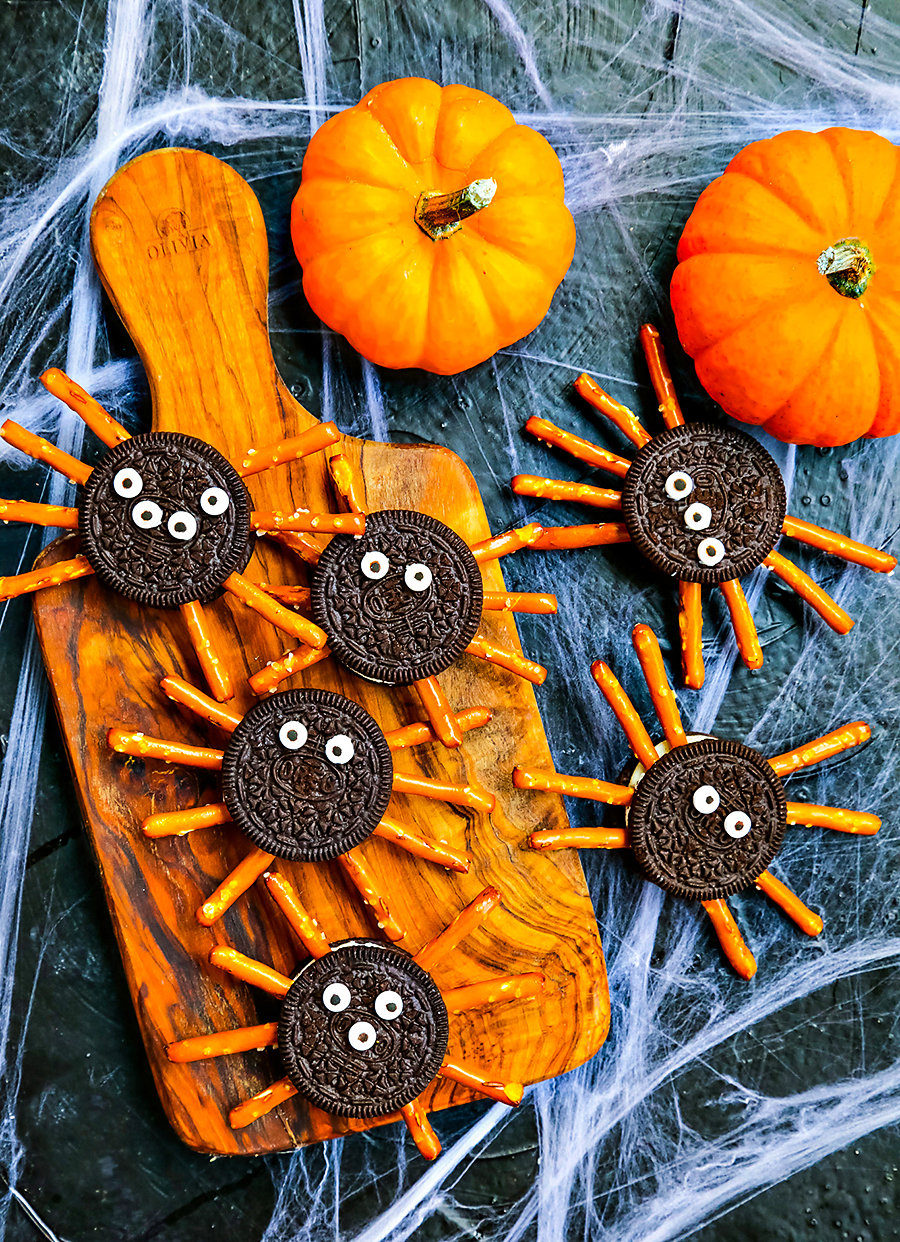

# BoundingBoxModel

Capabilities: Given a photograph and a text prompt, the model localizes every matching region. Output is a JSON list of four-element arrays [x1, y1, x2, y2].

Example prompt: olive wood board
[[30, 147, 608, 1156]]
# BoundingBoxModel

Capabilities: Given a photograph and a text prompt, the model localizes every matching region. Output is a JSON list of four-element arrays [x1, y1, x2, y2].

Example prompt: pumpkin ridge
[[298, 220, 424, 265], [720, 166, 835, 234], [757, 314, 847, 430], [681, 173, 828, 259]]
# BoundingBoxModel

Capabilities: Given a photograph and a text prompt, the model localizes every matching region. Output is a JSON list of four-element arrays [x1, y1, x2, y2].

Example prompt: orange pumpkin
[[291, 78, 575, 375], [671, 127, 900, 446]]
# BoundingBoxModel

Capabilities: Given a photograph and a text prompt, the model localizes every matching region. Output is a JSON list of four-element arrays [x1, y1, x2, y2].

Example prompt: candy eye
[[692, 785, 720, 814], [131, 499, 163, 529], [404, 563, 432, 592], [114, 467, 143, 498], [200, 487, 230, 516], [724, 810, 752, 839], [374, 990, 404, 1020], [361, 551, 389, 580], [665, 471, 693, 500], [348, 1021, 377, 1051], [168, 511, 197, 541], [278, 720, 308, 750], [325, 735, 354, 765], [322, 982, 351, 1012], [697, 537, 725, 566], [684, 502, 712, 531]]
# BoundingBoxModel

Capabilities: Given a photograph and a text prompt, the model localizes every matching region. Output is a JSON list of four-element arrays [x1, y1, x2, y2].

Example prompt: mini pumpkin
[[671, 127, 900, 446], [291, 78, 575, 375]]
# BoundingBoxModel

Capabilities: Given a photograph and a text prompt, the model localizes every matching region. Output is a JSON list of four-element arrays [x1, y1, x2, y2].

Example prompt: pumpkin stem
[[816, 237, 875, 299], [415, 178, 497, 241]]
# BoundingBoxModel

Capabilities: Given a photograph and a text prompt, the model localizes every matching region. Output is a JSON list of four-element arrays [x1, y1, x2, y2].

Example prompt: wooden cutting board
[[30, 147, 608, 1155]]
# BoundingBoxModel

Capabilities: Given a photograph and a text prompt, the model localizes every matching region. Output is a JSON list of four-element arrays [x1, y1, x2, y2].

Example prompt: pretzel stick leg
[[470, 523, 543, 563], [372, 818, 469, 873], [107, 729, 224, 769], [782, 515, 896, 573], [632, 624, 686, 747], [337, 849, 408, 942], [529, 522, 630, 552], [0, 420, 92, 484], [0, 500, 79, 527], [265, 530, 324, 565], [524, 416, 631, 478], [441, 972, 545, 1013], [167, 1022, 278, 1063], [786, 802, 880, 834], [511, 474, 623, 510], [230, 1078, 298, 1129], [326, 450, 367, 514], [678, 581, 705, 688], [590, 660, 658, 769], [413, 676, 463, 748], [530, 827, 629, 850], [763, 550, 854, 633], [264, 872, 332, 957], [769, 721, 871, 777], [719, 578, 763, 669], [701, 898, 757, 979], [209, 946, 293, 996], [40, 368, 131, 446], [574, 373, 652, 447], [180, 601, 233, 702], [197, 848, 275, 925], [384, 706, 491, 751], [465, 636, 546, 685], [0, 556, 94, 600], [236, 422, 341, 477], [640, 324, 685, 429], [400, 1098, 441, 1160], [248, 645, 332, 695], [481, 591, 557, 614], [143, 803, 232, 838], [250, 510, 364, 534], [160, 674, 242, 732], [391, 771, 495, 813], [755, 870, 823, 936], [513, 767, 633, 804], [438, 1059, 523, 1106], [414, 887, 500, 972], [223, 572, 328, 647]]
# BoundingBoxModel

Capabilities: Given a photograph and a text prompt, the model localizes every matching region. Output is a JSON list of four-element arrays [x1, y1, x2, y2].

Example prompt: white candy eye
[[374, 990, 404, 1021], [168, 510, 197, 541], [361, 551, 389, 580], [404, 563, 432, 592], [131, 499, 163, 529], [348, 1021, 377, 1051], [322, 982, 351, 1012], [692, 785, 720, 814], [278, 720, 308, 750], [697, 537, 725, 566], [325, 734, 354, 765], [114, 467, 143, 498], [200, 486, 230, 515], [724, 810, 752, 839], [665, 471, 694, 500], [684, 502, 712, 531]]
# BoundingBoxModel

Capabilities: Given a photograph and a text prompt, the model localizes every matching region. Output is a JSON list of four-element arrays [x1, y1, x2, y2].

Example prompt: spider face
[[278, 941, 449, 1117], [220, 688, 393, 861], [621, 424, 786, 584], [310, 509, 483, 684], [80, 432, 251, 607], [628, 738, 786, 901]]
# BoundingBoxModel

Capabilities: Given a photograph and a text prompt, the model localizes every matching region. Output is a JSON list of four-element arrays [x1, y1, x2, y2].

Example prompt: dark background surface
[[1, 1, 900, 1239]]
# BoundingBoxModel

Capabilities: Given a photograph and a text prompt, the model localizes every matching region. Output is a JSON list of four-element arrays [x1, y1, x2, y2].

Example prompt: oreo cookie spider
[[108, 677, 494, 931], [247, 451, 557, 748], [515, 624, 880, 978], [0, 368, 363, 700], [512, 325, 896, 688], [167, 874, 544, 1159]]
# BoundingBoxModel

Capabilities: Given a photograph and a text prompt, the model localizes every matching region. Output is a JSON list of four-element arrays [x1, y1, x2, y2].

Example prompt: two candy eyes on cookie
[[319, 980, 405, 1052], [689, 783, 752, 838], [661, 468, 726, 568], [111, 465, 232, 541]]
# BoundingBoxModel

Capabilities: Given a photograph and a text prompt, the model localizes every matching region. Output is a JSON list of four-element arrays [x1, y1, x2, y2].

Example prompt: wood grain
[[30, 147, 608, 1155]]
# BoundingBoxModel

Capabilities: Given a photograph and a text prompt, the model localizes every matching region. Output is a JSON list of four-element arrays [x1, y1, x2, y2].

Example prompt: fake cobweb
[[1, 0, 899, 1238]]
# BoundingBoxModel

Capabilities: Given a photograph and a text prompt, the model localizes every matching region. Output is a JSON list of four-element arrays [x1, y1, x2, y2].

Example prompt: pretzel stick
[[591, 659, 658, 770], [470, 522, 543, 563], [143, 803, 231, 838], [482, 591, 557, 614], [511, 474, 623, 510], [250, 510, 364, 534], [0, 419, 92, 484], [264, 871, 332, 958], [0, 555, 95, 600], [107, 729, 224, 769], [0, 500, 79, 527], [160, 674, 242, 732], [786, 802, 881, 834], [251, 584, 312, 607], [524, 416, 631, 478], [701, 898, 757, 979], [223, 572, 328, 646], [230, 1077, 298, 1129], [236, 422, 341, 477], [632, 624, 686, 747], [465, 636, 546, 684], [372, 818, 470, 873], [400, 1099, 441, 1160], [384, 706, 491, 751], [678, 581, 705, 689], [40, 368, 131, 446], [209, 946, 293, 997], [265, 529, 324, 565], [529, 522, 630, 551], [248, 645, 332, 695], [391, 771, 495, 813], [197, 847, 275, 925], [441, 972, 545, 1013], [179, 601, 233, 702], [513, 766, 633, 805], [640, 324, 685, 429], [573, 373, 652, 447], [530, 827, 629, 850], [762, 550, 853, 633], [326, 450, 366, 514], [413, 676, 462, 748], [782, 515, 896, 573], [338, 849, 408, 942], [438, 1059, 523, 1106], [768, 721, 870, 776], [415, 887, 500, 972], [167, 1022, 278, 1062], [719, 578, 763, 669], [754, 870, 823, 935]]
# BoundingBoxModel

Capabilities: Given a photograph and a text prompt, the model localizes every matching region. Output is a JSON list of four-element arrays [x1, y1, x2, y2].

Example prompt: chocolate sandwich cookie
[[621, 423, 786, 584], [80, 431, 252, 607], [628, 738, 786, 901], [310, 509, 483, 684], [220, 688, 394, 862], [278, 940, 449, 1118]]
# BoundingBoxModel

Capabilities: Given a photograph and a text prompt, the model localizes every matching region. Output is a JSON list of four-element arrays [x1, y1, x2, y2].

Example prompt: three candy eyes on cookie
[[317, 978, 405, 1052]]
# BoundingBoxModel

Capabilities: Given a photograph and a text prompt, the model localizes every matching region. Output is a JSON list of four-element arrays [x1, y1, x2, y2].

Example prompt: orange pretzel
[[264, 872, 332, 958], [701, 898, 756, 980], [719, 579, 762, 669], [755, 870, 823, 936], [511, 474, 623, 510], [591, 659, 659, 770], [574, 372, 652, 447], [41, 368, 131, 447], [678, 581, 704, 689], [769, 721, 870, 777], [415, 887, 500, 973], [513, 766, 633, 805], [639, 324, 684, 429], [524, 415, 631, 478], [786, 802, 881, 835], [197, 847, 274, 926], [236, 423, 341, 477], [632, 624, 687, 747], [782, 515, 896, 573], [179, 601, 234, 703], [107, 729, 224, 769]]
